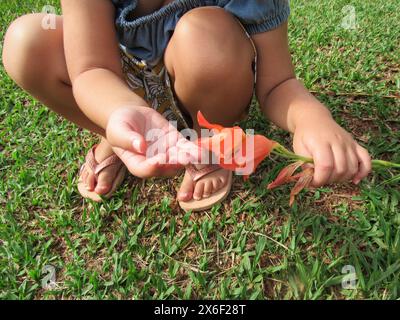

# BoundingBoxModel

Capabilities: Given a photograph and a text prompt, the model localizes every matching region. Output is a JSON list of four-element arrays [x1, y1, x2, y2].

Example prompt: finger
[[107, 121, 147, 154], [342, 147, 359, 182], [146, 130, 175, 155], [114, 139, 183, 178], [145, 130, 185, 164], [292, 140, 314, 170], [150, 132, 203, 165], [311, 144, 335, 187], [329, 144, 348, 184], [168, 146, 192, 166], [159, 166, 182, 178], [147, 153, 170, 167], [353, 145, 372, 184], [113, 147, 159, 178], [175, 138, 203, 164]]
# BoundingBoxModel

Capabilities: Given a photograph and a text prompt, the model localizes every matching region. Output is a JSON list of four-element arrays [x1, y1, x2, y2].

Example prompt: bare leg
[[2, 14, 122, 195], [164, 7, 255, 201]]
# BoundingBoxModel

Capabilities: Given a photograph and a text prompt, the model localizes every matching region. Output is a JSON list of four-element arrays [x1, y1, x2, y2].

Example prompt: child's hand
[[106, 107, 201, 178], [292, 115, 371, 187]]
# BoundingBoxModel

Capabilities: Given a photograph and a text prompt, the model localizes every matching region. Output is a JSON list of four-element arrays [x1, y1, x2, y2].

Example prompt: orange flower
[[197, 112, 315, 206], [197, 111, 276, 175], [192, 112, 400, 207], [267, 161, 314, 206]]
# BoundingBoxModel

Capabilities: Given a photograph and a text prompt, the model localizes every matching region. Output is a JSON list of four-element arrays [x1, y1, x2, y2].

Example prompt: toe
[[86, 172, 96, 191], [193, 182, 205, 201], [212, 178, 221, 192], [95, 171, 113, 195], [178, 168, 231, 203], [177, 171, 194, 201], [203, 181, 213, 198], [79, 169, 88, 183]]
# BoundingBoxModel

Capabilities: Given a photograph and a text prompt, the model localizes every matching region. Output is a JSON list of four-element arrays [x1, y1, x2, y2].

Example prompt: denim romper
[[111, 0, 291, 129]]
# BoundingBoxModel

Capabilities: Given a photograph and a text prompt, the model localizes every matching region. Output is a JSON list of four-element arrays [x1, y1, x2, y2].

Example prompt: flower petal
[[197, 129, 246, 168], [197, 111, 224, 132], [289, 167, 314, 206], [252, 135, 277, 171], [267, 161, 304, 190], [197, 112, 277, 174]]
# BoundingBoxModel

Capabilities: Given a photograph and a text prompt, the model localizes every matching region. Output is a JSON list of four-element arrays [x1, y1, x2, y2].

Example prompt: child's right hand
[[292, 112, 371, 187], [106, 106, 201, 178]]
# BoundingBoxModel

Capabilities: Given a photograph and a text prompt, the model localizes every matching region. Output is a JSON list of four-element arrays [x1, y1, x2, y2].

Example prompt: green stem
[[272, 143, 400, 170], [272, 144, 313, 163], [372, 160, 400, 170]]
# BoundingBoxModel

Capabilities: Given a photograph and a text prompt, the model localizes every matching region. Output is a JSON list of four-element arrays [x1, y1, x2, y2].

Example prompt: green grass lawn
[[1, 0, 399, 300]]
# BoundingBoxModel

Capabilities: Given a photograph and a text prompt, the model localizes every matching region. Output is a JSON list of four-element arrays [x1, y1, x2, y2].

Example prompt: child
[[3, 0, 371, 211]]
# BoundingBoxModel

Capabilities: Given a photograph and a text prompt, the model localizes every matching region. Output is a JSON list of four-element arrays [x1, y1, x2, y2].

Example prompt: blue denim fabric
[[112, 0, 290, 64]]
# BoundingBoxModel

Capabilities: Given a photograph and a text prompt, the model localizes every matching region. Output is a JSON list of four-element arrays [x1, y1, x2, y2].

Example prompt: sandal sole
[[178, 171, 233, 212], [78, 165, 127, 202]]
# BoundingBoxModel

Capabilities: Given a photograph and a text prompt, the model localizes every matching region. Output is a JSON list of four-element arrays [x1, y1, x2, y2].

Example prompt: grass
[[0, 0, 399, 300]]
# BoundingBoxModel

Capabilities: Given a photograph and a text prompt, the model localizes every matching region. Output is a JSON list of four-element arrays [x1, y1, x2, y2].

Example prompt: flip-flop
[[77, 144, 127, 202], [178, 164, 233, 212]]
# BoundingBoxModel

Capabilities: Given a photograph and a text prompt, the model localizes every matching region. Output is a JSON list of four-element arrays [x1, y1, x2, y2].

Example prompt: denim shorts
[[112, 0, 290, 129], [112, 0, 290, 64]]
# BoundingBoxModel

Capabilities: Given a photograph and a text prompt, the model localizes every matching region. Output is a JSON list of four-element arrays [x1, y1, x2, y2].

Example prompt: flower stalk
[[272, 143, 400, 171]]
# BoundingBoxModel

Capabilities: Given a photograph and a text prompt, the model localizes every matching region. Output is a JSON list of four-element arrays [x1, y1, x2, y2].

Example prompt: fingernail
[[132, 140, 142, 153]]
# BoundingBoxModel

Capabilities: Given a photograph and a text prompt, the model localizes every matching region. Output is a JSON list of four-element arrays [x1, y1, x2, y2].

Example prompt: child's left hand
[[292, 114, 372, 187]]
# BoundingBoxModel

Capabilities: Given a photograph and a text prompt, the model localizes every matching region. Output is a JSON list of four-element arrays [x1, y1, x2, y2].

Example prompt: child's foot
[[177, 164, 233, 211], [78, 138, 126, 201]]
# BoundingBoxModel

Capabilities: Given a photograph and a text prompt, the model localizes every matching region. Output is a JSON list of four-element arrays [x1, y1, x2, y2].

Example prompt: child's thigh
[[3, 13, 70, 87]]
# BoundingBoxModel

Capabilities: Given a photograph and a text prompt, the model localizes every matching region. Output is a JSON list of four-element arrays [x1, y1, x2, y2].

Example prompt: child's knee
[[3, 14, 55, 89], [170, 7, 254, 90]]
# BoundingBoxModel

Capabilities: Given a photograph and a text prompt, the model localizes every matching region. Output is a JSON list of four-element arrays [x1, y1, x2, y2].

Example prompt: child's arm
[[253, 23, 372, 187], [61, 0, 147, 128], [61, 0, 199, 177]]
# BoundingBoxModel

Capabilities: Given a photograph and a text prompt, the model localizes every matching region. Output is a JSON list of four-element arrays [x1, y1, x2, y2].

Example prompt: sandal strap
[[84, 144, 122, 177], [186, 164, 222, 182], [85, 144, 99, 173], [94, 154, 122, 176]]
